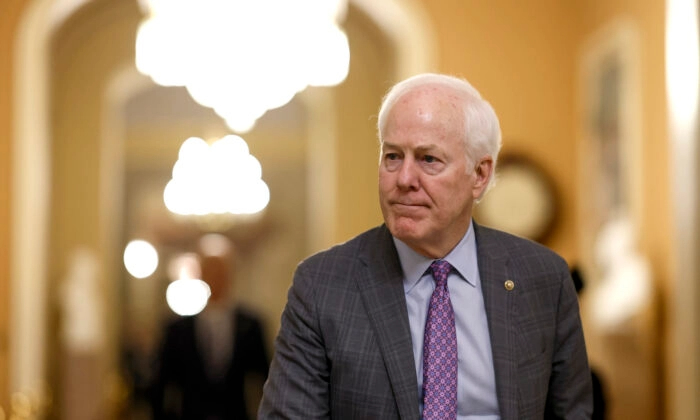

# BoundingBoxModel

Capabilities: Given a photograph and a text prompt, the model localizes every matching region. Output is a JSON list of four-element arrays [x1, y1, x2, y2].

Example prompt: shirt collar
[[393, 220, 479, 293]]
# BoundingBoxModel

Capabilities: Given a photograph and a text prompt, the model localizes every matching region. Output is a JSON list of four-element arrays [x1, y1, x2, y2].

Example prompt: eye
[[383, 152, 402, 171], [420, 153, 445, 175]]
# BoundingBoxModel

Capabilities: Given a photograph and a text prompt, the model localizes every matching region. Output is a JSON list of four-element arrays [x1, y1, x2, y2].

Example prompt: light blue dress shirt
[[394, 221, 501, 419]]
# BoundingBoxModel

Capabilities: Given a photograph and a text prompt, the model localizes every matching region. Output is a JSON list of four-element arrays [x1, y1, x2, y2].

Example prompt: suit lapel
[[356, 226, 419, 420], [475, 224, 518, 419]]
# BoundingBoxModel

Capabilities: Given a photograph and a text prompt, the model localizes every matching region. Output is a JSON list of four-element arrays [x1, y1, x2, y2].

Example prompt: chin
[[387, 218, 427, 243]]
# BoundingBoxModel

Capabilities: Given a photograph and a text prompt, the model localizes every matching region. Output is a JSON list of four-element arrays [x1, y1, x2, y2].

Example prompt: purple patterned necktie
[[422, 259, 458, 420]]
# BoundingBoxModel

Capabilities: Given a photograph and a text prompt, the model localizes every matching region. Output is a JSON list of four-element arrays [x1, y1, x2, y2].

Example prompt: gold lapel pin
[[504, 280, 515, 291]]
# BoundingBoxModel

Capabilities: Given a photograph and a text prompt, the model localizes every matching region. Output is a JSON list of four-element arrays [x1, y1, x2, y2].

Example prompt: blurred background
[[0, 0, 698, 419]]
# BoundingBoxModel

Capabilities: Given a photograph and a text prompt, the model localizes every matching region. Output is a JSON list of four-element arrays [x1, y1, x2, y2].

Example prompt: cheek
[[433, 178, 472, 208], [378, 172, 393, 193]]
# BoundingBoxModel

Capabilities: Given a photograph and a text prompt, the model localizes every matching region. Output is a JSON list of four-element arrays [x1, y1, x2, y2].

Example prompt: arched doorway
[[9, 0, 436, 417]]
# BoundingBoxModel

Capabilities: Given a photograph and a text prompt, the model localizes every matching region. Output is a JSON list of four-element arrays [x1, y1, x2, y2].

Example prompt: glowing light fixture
[[166, 278, 211, 316], [165, 253, 211, 316], [163, 135, 270, 217], [123, 240, 159, 278], [135, 0, 350, 132]]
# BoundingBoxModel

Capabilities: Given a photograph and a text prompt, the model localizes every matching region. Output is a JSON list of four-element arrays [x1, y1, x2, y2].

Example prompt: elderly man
[[259, 73, 592, 419]]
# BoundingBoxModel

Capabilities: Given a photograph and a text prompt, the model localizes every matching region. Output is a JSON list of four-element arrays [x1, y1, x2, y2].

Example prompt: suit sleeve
[[545, 266, 594, 419], [258, 262, 331, 419]]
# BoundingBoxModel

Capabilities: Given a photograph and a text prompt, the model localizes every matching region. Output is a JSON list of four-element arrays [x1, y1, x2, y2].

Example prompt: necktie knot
[[429, 259, 452, 287]]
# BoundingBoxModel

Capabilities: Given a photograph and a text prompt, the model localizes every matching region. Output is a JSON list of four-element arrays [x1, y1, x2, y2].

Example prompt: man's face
[[378, 86, 491, 258]]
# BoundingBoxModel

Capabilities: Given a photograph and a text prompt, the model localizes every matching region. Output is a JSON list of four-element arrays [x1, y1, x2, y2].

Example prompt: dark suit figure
[[259, 73, 592, 419], [154, 248, 269, 420]]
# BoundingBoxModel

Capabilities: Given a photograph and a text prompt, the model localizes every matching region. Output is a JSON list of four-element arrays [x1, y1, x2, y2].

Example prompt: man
[[259, 73, 592, 419], [153, 238, 269, 420]]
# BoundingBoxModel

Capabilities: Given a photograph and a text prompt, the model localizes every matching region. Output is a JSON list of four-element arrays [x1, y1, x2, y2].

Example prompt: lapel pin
[[504, 280, 515, 291]]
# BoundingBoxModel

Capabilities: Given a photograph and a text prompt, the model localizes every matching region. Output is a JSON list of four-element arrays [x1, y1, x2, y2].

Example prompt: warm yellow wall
[[0, 0, 27, 410], [333, 6, 393, 242], [334, 0, 583, 260], [419, 0, 580, 262], [50, 0, 140, 280]]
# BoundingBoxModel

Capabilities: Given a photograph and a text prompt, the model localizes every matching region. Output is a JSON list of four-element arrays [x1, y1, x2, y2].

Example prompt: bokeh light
[[123, 240, 159, 279], [166, 278, 211, 316]]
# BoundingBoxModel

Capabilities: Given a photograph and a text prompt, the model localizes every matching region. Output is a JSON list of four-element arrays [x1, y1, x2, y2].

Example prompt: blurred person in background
[[152, 236, 269, 420]]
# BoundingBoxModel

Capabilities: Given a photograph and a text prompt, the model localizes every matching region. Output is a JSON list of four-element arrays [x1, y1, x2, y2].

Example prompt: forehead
[[383, 84, 465, 145], [385, 85, 463, 129]]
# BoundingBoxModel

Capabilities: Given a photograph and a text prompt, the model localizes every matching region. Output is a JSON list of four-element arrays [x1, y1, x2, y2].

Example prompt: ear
[[472, 156, 493, 199]]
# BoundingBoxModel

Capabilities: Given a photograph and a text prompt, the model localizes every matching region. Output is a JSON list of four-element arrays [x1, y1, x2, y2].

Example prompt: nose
[[396, 159, 419, 190]]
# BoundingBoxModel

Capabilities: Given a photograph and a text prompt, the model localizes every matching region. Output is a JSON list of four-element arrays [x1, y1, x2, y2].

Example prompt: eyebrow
[[382, 142, 442, 153]]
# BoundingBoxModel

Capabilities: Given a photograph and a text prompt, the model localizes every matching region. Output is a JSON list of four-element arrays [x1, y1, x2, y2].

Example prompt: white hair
[[377, 73, 502, 192]]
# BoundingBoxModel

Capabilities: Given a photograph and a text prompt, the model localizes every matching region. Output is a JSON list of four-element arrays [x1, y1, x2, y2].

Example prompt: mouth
[[391, 201, 429, 211]]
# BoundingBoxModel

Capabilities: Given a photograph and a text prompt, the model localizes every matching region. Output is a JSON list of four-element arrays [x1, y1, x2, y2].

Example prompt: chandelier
[[135, 0, 350, 132], [163, 134, 270, 221]]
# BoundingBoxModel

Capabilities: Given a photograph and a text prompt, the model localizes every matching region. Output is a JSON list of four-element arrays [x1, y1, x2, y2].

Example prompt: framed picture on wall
[[578, 20, 658, 420], [578, 19, 643, 284]]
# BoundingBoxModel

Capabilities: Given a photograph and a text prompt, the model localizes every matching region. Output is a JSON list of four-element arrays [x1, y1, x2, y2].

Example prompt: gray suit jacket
[[259, 223, 593, 419]]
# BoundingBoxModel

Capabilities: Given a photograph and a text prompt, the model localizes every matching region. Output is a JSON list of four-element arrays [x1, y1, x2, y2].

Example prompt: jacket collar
[[357, 225, 420, 419]]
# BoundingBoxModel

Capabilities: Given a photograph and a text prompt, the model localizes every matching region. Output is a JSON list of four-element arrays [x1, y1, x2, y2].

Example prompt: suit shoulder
[[290, 226, 389, 293], [298, 225, 385, 267], [476, 225, 568, 269]]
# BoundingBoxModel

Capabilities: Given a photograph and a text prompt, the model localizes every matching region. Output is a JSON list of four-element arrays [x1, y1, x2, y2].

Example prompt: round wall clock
[[474, 154, 558, 243]]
